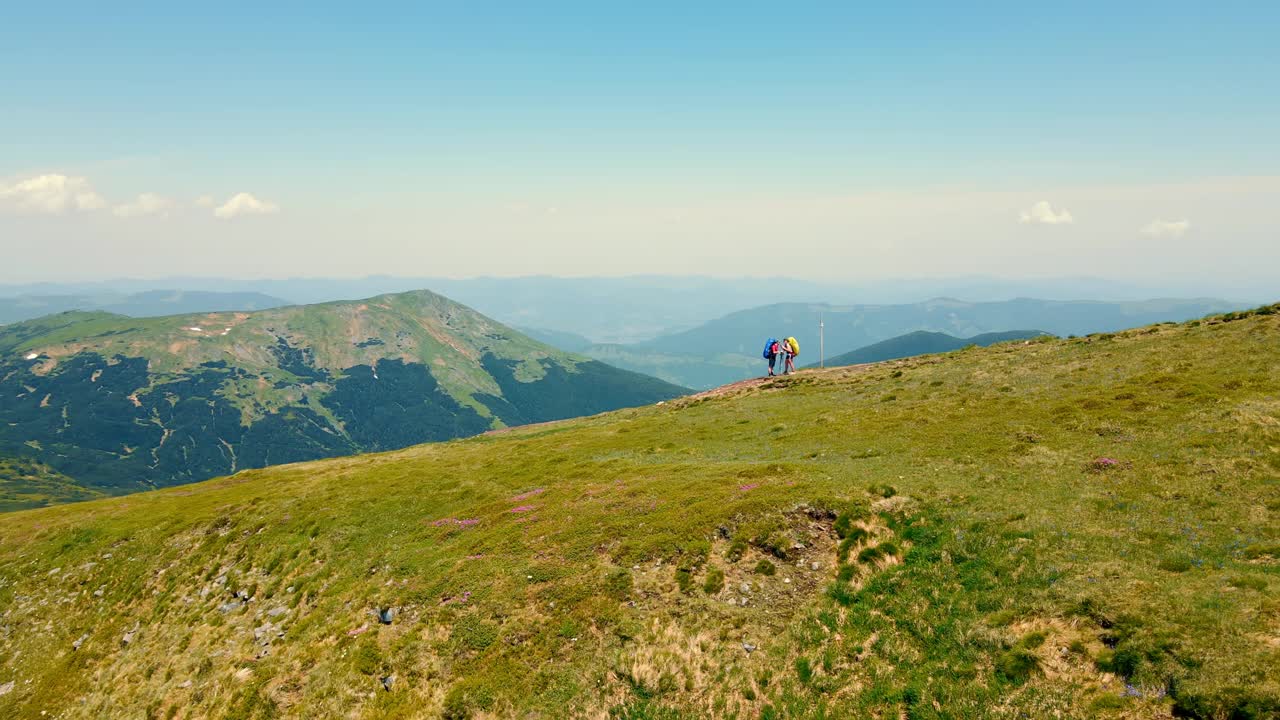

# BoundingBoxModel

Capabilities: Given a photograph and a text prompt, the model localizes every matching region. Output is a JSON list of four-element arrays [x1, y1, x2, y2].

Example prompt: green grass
[[0, 305, 1277, 718]]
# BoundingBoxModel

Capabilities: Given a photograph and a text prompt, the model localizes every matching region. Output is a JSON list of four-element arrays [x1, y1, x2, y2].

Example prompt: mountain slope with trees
[[0, 290, 685, 505]]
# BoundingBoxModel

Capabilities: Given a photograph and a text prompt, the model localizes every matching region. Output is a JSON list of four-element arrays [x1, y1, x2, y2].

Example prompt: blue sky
[[1, 2, 1277, 283]]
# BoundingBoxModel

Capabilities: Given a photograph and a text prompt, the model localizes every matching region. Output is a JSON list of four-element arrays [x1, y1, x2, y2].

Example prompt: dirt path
[[687, 375, 774, 400], [687, 363, 879, 402]]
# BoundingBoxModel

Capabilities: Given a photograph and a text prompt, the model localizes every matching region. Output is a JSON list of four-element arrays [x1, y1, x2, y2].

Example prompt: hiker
[[762, 337, 782, 376], [783, 336, 799, 374]]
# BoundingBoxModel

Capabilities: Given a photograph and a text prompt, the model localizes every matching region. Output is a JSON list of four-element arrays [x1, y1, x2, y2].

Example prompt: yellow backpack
[[785, 337, 799, 355]]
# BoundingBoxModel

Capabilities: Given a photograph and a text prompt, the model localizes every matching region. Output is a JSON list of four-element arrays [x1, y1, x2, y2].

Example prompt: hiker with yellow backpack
[[783, 336, 799, 374]]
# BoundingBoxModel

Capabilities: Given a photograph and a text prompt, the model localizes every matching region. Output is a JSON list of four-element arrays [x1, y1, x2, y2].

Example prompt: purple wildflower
[[511, 488, 545, 501], [739, 483, 759, 492], [430, 517, 480, 528], [440, 590, 473, 606], [509, 505, 535, 513], [1087, 457, 1129, 473]]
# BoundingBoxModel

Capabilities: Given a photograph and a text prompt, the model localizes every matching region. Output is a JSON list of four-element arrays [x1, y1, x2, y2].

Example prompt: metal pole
[[820, 313, 825, 368]]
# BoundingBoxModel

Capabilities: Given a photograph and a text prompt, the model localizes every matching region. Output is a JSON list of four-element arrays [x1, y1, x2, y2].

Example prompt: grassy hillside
[[590, 297, 1241, 389], [0, 305, 1276, 719], [815, 329, 1049, 368], [0, 290, 686, 502]]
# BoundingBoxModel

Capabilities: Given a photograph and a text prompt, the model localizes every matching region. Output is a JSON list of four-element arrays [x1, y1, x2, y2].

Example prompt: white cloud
[[214, 192, 279, 219], [113, 192, 174, 219], [0, 174, 106, 214], [194, 195, 215, 208], [1018, 200, 1074, 225], [1139, 219, 1190, 238]]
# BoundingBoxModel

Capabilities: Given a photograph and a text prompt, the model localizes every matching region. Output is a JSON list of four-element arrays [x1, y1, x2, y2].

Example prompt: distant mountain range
[[0, 290, 291, 325], [574, 297, 1242, 389], [5, 275, 1272, 343], [0, 290, 685, 509], [5, 282, 1246, 397], [813, 329, 1049, 368]]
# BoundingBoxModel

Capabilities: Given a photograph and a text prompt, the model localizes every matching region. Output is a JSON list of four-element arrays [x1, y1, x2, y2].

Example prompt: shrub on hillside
[[836, 528, 870, 563], [1157, 556, 1193, 573], [867, 483, 896, 498], [1093, 616, 1181, 684], [857, 543, 897, 564], [703, 566, 725, 595], [1169, 684, 1280, 720], [833, 512, 853, 539], [995, 631, 1046, 685], [1228, 575, 1267, 591], [452, 617, 498, 652], [827, 581, 855, 607], [605, 568, 633, 600], [795, 657, 814, 684], [752, 533, 790, 560], [674, 566, 695, 594], [443, 679, 496, 720], [224, 678, 279, 720], [351, 637, 383, 675], [1243, 543, 1280, 560], [833, 498, 871, 538], [683, 540, 711, 566]]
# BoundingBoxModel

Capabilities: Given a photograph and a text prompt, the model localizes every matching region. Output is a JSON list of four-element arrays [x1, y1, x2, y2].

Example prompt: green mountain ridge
[[813, 329, 1050, 368], [0, 304, 1276, 718], [0, 290, 686, 505]]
